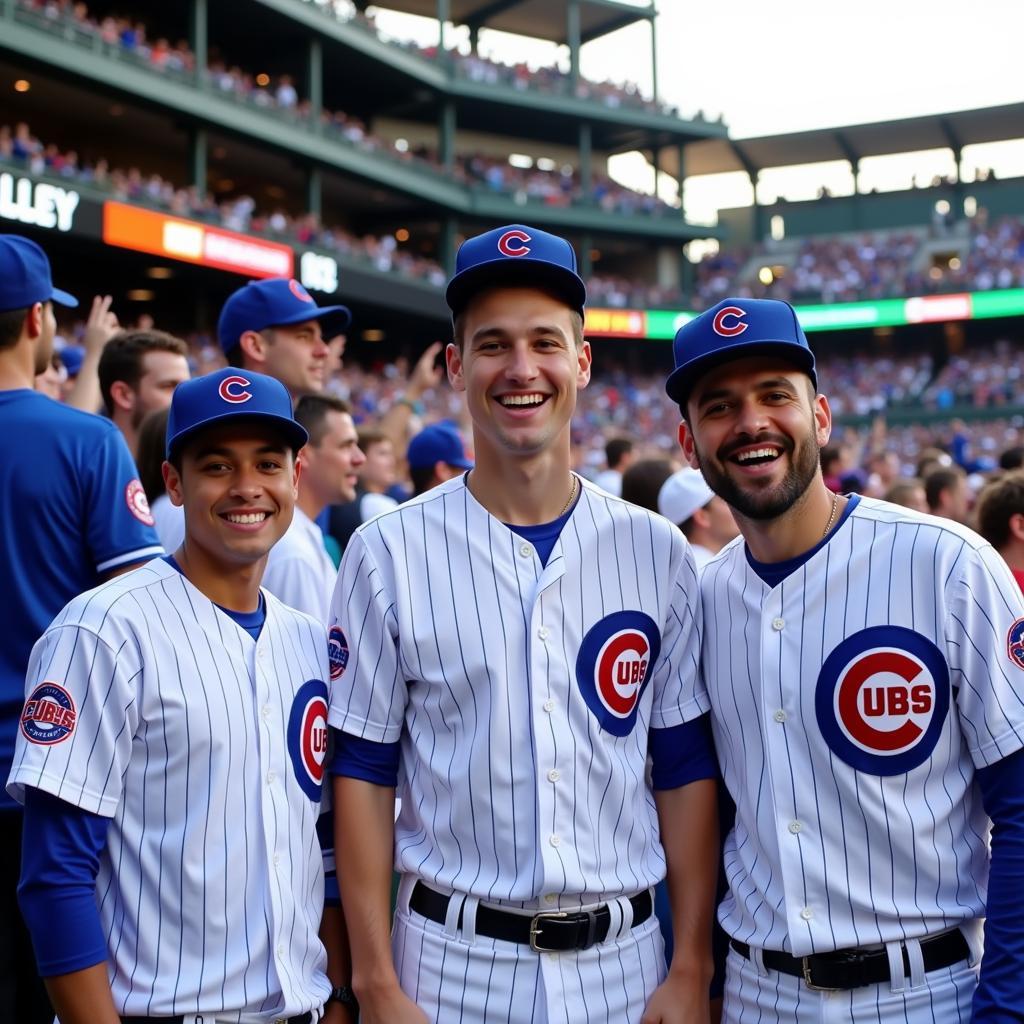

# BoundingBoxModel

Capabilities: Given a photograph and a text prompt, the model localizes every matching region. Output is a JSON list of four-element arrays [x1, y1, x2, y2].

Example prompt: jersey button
[[538, 626, 550, 641], [261, 705, 271, 720], [519, 542, 532, 558], [542, 699, 556, 713], [788, 820, 802, 834], [547, 769, 560, 782], [800, 907, 814, 920], [771, 617, 785, 631], [548, 834, 561, 847], [773, 709, 787, 723], [544, 893, 557, 904], [266, 771, 276, 784]]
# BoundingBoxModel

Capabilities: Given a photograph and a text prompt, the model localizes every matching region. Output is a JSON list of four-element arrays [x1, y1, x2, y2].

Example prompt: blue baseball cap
[[217, 277, 351, 355], [0, 234, 78, 312], [665, 297, 816, 408], [58, 344, 86, 377], [445, 224, 586, 317], [166, 367, 308, 459], [407, 423, 473, 471]]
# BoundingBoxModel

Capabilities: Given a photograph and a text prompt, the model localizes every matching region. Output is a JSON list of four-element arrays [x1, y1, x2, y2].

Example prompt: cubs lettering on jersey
[[330, 474, 708, 1021], [700, 496, 1024, 957], [7, 558, 332, 1019]]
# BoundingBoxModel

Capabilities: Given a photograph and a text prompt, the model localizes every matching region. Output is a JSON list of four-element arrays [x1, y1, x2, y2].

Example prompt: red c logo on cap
[[219, 375, 253, 404], [497, 230, 531, 257], [712, 306, 748, 337], [288, 279, 314, 302]]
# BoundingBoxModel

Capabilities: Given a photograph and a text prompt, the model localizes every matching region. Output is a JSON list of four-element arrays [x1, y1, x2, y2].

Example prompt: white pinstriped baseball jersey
[[7, 557, 332, 1021], [263, 506, 337, 623], [701, 496, 1024, 957], [329, 473, 708, 908]]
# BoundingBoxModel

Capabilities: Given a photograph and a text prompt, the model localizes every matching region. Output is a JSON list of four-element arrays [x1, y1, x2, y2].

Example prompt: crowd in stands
[[18, 0, 692, 126], [298, 0, 693, 119]]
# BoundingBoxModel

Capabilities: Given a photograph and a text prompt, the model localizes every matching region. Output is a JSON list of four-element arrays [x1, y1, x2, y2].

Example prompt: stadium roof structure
[[667, 103, 1024, 179], [363, 0, 654, 44]]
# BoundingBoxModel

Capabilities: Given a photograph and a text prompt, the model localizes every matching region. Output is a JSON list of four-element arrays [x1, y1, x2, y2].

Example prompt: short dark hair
[[136, 407, 171, 501], [98, 330, 189, 411], [294, 393, 351, 446], [357, 427, 390, 452], [975, 471, 1024, 550], [604, 437, 634, 470], [410, 463, 438, 497], [0, 306, 30, 349], [884, 477, 924, 508], [620, 458, 675, 514], [1000, 446, 1024, 471], [924, 466, 964, 511]]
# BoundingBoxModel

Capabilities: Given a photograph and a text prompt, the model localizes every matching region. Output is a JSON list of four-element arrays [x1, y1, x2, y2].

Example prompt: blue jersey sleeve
[[649, 715, 719, 791], [18, 787, 110, 977], [972, 746, 1024, 1021], [330, 727, 401, 787], [86, 424, 163, 574]]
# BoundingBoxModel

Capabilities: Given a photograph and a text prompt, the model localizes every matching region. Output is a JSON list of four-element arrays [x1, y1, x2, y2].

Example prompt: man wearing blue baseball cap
[[330, 224, 718, 1024], [0, 233, 163, 1024], [9, 366, 355, 1024], [218, 277, 352, 397], [406, 421, 473, 496], [668, 297, 1024, 1021]]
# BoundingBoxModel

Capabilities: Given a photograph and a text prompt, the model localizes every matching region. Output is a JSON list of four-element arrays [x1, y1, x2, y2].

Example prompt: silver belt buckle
[[529, 910, 569, 952], [801, 955, 841, 992]]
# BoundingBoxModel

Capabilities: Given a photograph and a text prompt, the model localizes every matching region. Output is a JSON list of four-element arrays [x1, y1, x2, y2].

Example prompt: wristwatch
[[327, 984, 358, 1007]]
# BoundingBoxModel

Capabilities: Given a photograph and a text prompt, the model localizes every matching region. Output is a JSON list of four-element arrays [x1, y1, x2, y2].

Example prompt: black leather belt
[[409, 881, 653, 953], [121, 1014, 312, 1023], [730, 929, 970, 992]]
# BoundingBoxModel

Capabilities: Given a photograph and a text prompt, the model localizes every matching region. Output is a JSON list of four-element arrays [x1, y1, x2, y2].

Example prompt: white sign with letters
[[300, 250, 339, 294], [0, 173, 80, 232]]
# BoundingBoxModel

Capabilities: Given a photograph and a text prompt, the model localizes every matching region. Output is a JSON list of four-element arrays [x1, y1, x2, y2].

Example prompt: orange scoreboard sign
[[102, 202, 293, 278]]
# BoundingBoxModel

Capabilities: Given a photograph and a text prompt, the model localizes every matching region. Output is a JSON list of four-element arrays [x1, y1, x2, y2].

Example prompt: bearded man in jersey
[[328, 225, 720, 1024], [668, 297, 1024, 1022], [8, 368, 355, 1024]]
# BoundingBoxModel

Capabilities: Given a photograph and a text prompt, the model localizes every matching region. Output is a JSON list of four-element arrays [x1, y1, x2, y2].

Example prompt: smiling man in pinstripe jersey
[[329, 224, 721, 1024], [669, 297, 1024, 1022], [8, 368, 352, 1024]]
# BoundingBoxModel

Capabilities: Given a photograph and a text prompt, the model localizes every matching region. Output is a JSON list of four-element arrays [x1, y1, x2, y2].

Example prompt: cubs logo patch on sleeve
[[288, 679, 330, 800], [125, 479, 155, 526], [21, 681, 77, 744], [576, 611, 661, 736], [328, 625, 349, 680], [1008, 617, 1024, 671], [815, 626, 950, 776]]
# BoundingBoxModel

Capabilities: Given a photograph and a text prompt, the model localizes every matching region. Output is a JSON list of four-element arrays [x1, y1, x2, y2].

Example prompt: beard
[[694, 430, 821, 521]]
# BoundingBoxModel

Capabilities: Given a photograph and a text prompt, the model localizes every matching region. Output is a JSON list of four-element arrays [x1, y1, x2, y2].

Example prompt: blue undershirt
[[746, 495, 860, 587], [163, 554, 266, 640]]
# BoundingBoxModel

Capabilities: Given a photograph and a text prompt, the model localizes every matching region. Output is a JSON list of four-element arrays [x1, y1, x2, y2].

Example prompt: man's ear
[[109, 379, 136, 414], [446, 342, 465, 393], [238, 330, 268, 366], [678, 421, 700, 471], [162, 460, 183, 507]]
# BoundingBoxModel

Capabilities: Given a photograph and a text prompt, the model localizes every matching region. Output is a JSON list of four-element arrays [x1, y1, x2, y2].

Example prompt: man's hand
[[641, 964, 713, 1023], [354, 980, 429, 1024], [83, 295, 120, 353], [406, 340, 443, 399]]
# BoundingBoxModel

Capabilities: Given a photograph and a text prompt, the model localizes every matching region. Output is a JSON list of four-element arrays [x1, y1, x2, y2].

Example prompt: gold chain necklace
[[558, 474, 579, 518], [822, 490, 840, 539]]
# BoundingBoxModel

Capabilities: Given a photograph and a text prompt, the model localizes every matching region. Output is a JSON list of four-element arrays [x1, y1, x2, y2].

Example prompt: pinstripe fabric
[[329, 474, 705, 1017], [7, 558, 332, 1021], [722, 943, 978, 1023], [701, 497, 1024, 965]]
